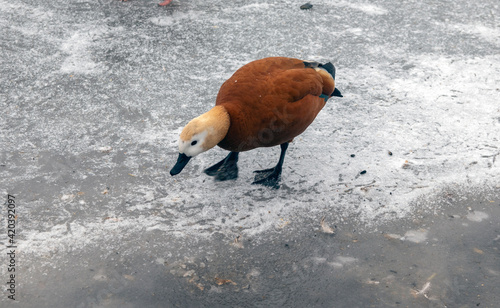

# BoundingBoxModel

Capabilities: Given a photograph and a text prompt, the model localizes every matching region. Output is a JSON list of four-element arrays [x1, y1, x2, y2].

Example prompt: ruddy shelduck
[[170, 57, 342, 188]]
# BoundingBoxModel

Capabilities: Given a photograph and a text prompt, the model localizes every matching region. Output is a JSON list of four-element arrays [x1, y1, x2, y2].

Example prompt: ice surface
[[60, 27, 108, 74], [0, 0, 498, 248], [0, 0, 499, 306], [337, 1, 388, 16]]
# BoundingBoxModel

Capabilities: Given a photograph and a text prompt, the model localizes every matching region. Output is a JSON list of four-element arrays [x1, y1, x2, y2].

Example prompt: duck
[[170, 57, 342, 188]]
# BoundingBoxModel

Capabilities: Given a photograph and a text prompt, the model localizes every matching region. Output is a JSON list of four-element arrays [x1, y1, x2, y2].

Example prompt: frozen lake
[[1, 0, 499, 306]]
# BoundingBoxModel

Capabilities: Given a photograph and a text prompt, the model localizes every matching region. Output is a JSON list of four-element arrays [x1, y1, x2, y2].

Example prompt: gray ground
[[1, 0, 499, 307]]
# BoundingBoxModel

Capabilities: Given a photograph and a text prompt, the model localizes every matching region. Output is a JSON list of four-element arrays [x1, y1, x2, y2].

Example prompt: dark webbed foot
[[251, 142, 289, 189], [214, 158, 238, 181], [204, 152, 239, 181], [204, 159, 225, 176], [253, 167, 275, 174], [252, 167, 282, 189]]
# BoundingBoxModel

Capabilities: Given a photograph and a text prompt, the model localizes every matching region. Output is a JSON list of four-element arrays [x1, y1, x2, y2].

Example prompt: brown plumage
[[170, 57, 342, 188], [217, 57, 336, 152]]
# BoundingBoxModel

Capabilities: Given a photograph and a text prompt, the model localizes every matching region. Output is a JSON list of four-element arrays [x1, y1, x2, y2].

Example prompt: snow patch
[[149, 11, 204, 27], [60, 27, 108, 74], [328, 256, 358, 268], [337, 2, 388, 15], [466, 211, 489, 222], [402, 229, 428, 243], [447, 23, 500, 46], [18, 216, 171, 259]]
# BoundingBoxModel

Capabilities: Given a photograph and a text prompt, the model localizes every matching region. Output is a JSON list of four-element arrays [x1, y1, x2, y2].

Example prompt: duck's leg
[[252, 142, 289, 188], [204, 152, 239, 181]]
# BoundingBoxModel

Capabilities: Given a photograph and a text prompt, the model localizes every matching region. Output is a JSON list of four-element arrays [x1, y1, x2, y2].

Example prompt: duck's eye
[[191, 140, 198, 146]]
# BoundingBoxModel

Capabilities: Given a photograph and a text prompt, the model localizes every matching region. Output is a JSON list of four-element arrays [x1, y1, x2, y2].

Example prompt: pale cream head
[[178, 106, 230, 157]]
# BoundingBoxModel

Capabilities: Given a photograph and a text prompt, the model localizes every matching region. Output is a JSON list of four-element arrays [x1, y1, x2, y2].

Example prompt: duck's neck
[[200, 105, 230, 149]]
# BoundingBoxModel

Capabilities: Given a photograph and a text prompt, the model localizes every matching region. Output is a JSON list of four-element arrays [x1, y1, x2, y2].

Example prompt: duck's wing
[[215, 57, 342, 151], [217, 57, 339, 105]]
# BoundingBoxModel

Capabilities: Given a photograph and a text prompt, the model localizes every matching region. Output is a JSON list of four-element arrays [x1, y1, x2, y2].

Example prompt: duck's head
[[170, 106, 230, 176]]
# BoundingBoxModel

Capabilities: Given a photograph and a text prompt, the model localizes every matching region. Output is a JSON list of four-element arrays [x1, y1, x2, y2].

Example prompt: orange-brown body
[[170, 57, 341, 186], [215, 57, 335, 152]]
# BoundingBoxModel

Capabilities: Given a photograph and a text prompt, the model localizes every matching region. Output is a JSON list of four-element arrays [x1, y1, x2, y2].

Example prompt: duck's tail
[[318, 62, 336, 79], [303, 60, 343, 98]]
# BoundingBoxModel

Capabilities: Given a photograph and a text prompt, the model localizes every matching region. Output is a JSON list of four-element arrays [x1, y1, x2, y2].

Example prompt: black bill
[[170, 153, 191, 176]]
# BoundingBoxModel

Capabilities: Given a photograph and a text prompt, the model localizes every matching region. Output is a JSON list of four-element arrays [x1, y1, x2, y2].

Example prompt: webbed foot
[[204, 152, 239, 181], [252, 167, 282, 189], [251, 142, 289, 189]]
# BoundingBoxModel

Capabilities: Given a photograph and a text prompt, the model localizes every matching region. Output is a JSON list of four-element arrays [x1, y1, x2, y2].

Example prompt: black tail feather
[[332, 88, 342, 97]]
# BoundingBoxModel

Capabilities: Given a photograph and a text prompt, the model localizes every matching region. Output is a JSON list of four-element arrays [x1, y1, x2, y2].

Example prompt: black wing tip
[[303, 60, 319, 68]]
